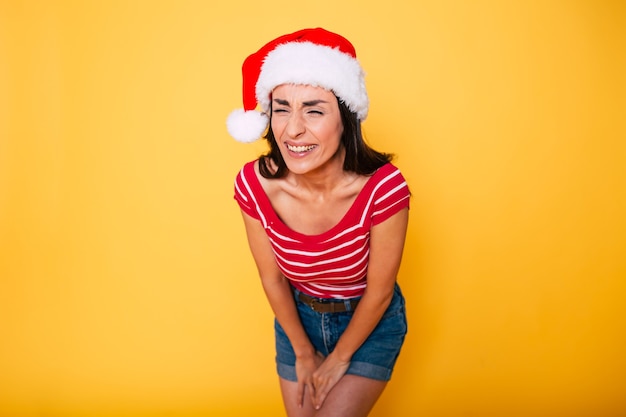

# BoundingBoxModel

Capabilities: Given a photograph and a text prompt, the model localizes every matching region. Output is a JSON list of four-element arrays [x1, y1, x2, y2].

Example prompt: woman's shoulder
[[368, 162, 411, 224], [235, 159, 262, 183], [234, 159, 260, 197], [238, 156, 281, 178], [235, 158, 283, 197], [371, 162, 404, 181], [238, 159, 257, 175], [368, 162, 410, 198]]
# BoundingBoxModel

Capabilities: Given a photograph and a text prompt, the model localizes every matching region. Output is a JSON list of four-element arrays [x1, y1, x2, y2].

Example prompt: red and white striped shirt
[[234, 161, 410, 299]]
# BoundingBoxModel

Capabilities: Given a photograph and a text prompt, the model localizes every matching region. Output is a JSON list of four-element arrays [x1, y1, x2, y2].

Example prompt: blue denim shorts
[[275, 283, 407, 382]]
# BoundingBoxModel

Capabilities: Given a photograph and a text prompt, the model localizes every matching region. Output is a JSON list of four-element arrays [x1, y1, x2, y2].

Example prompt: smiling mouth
[[286, 143, 317, 153]]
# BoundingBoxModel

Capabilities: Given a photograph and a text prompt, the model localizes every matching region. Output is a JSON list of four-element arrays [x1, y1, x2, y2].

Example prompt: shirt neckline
[[246, 161, 387, 241]]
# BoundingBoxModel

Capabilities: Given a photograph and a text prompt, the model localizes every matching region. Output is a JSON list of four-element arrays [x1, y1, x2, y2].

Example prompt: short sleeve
[[233, 162, 261, 220], [371, 164, 411, 226]]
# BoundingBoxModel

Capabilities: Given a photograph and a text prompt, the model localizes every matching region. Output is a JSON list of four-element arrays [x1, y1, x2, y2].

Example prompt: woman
[[227, 28, 410, 417]]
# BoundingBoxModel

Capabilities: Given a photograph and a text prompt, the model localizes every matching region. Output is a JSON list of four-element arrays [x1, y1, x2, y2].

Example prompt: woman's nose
[[285, 112, 305, 138]]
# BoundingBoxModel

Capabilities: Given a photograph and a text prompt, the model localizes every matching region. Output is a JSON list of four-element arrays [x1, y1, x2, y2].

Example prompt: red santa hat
[[226, 27, 369, 143]]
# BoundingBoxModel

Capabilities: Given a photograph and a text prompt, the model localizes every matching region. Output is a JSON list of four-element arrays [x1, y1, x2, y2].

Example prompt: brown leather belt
[[297, 292, 360, 313]]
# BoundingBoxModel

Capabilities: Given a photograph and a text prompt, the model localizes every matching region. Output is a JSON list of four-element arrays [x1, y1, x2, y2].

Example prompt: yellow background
[[1, 1, 625, 416]]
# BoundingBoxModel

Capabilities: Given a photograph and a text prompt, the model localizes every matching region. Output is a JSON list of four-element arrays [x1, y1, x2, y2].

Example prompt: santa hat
[[226, 27, 369, 143]]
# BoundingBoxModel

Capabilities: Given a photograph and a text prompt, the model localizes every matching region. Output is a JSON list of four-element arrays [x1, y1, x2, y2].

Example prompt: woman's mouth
[[286, 143, 318, 153]]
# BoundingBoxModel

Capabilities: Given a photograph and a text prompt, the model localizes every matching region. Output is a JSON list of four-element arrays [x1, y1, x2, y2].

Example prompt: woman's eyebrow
[[273, 98, 290, 106], [272, 98, 329, 107], [302, 100, 329, 107]]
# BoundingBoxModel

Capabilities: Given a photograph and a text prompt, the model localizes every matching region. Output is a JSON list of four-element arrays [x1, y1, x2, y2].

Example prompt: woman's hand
[[311, 351, 351, 410], [295, 351, 325, 409]]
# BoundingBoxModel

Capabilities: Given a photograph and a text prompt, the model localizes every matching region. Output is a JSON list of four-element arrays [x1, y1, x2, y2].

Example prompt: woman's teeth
[[287, 144, 317, 153]]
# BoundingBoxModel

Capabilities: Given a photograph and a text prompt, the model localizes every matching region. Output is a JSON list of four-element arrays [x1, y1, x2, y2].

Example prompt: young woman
[[227, 28, 410, 417]]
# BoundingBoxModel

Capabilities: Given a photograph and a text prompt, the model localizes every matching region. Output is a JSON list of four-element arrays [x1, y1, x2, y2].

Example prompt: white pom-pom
[[226, 109, 269, 143]]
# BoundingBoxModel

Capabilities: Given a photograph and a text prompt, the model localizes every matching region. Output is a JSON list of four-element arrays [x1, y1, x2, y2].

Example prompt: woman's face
[[270, 84, 344, 176]]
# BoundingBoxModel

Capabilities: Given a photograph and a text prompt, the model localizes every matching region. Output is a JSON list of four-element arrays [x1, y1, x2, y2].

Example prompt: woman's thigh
[[279, 375, 387, 417]]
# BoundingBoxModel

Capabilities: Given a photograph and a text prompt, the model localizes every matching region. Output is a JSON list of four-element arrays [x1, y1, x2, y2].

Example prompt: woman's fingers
[[310, 355, 350, 410], [295, 351, 325, 408], [296, 380, 305, 408]]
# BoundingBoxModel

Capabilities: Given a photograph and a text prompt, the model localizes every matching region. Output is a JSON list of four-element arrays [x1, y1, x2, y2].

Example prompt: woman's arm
[[311, 207, 409, 409], [240, 211, 320, 407]]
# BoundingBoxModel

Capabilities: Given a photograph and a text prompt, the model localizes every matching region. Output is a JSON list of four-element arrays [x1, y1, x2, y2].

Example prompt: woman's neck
[[285, 151, 350, 195]]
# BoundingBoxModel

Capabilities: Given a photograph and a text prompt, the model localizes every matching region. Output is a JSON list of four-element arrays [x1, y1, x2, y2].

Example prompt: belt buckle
[[308, 298, 317, 310], [308, 297, 328, 313]]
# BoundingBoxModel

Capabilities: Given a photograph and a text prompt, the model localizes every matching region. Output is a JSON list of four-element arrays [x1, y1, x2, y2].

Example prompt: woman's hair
[[258, 97, 393, 179]]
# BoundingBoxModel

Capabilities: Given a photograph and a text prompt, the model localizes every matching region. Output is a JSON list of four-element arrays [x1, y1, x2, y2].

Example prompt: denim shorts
[[275, 283, 407, 382]]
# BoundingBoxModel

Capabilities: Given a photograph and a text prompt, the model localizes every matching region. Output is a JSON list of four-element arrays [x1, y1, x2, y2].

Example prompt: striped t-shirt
[[234, 160, 410, 299]]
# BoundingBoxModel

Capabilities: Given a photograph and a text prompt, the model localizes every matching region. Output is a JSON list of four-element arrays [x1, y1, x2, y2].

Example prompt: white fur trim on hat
[[256, 42, 369, 121], [226, 109, 269, 143]]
